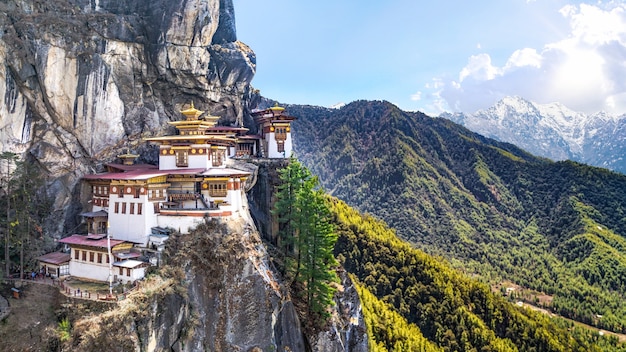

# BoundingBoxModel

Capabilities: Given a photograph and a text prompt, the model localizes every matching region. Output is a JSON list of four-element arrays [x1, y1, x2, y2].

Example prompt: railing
[[163, 192, 219, 210], [1, 277, 140, 303]]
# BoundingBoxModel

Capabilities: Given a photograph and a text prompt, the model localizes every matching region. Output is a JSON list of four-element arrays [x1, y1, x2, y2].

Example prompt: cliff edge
[[0, 0, 255, 235]]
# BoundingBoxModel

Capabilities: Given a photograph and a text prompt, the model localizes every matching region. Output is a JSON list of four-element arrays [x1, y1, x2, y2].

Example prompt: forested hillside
[[330, 198, 624, 351], [289, 100, 626, 333]]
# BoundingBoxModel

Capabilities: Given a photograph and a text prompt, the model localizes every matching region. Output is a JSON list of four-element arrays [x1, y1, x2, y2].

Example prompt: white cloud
[[563, 4, 625, 45], [436, 2, 626, 115], [410, 91, 422, 101], [459, 54, 501, 82], [503, 48, 542, 71]]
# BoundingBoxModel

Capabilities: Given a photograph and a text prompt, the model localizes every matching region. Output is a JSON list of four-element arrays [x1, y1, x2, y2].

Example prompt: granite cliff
[[63, 208, 367, 351], [0, 0, 256, 234], [0, 2, 368, 350]]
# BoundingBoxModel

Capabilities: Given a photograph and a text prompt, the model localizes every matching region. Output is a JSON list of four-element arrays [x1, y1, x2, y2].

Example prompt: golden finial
[[270, 103, 285, 113], [180, 101, 204, 120]]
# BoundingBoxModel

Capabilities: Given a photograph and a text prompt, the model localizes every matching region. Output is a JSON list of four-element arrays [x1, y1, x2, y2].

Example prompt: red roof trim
[[59, 234, 126, 248]]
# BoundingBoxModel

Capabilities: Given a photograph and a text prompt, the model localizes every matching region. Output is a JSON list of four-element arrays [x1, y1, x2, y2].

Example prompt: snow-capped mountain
[[440, 96, 626, 174]]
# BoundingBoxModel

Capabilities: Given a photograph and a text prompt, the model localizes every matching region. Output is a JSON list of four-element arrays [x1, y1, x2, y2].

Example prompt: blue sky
[[234, 1, 626, 116]]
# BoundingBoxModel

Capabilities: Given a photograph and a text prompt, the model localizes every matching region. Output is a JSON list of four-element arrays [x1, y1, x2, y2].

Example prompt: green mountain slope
[[289, 100, 626, 332], [330, 198, 622, 352]]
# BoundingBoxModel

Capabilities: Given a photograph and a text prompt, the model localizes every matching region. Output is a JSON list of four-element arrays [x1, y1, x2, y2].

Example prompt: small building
[[114, 259, 149, 282], [252, 104, 297, 158], [59, 234, 141, 283], [37, 252, 71, 279]]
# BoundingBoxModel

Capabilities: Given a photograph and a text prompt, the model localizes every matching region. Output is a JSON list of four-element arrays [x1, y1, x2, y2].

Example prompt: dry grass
[[0, 283, 64, 351]]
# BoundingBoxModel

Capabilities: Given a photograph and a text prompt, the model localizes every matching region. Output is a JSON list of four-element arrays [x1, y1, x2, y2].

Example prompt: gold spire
[[180, 102, 204, 121], [269, 103, 285, 116], [117, 149, 140, 165]]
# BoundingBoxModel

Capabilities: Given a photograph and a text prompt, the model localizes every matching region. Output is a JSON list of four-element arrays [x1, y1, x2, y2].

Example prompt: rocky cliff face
[[0, 0, 255, 234], [68, 215, 367, 351]]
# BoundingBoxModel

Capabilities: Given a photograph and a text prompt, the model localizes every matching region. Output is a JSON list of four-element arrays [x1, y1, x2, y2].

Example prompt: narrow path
[[520, 301, 626, 343], [2, 277, 125, 303]]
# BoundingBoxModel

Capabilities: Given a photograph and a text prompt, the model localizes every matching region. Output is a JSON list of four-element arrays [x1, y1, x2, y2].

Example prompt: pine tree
[[0, 154, 51, 279], [274, 157, 339, 318], [272, 157, 306, 281], [302, 188, 338, 317], [1, 151, 18, 278], [11, 159, 51, 279]]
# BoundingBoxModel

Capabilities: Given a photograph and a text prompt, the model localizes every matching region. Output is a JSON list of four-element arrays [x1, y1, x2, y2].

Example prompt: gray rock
[[0, 0, 256, 236]]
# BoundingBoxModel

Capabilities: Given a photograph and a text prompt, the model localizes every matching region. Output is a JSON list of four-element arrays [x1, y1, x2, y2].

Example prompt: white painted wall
[[159, 155, 177, 170], [115, 266, 146, 283], [265, 132, 293, 158], [188, 153, 210, 169], [107, 193, 152, 246], [69, 250, 111, 282], [157, 215, 205, 234], [226, 186, 243, 212]]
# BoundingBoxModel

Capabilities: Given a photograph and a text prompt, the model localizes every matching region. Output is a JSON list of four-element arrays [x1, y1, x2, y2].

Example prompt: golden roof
[[180, 102, 204, 120], [269, 103, 285, 112]]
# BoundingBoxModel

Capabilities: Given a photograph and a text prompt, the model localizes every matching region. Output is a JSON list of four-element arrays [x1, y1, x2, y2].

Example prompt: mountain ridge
[[440, 96, 626, 173], [289, 99, 626, 335]]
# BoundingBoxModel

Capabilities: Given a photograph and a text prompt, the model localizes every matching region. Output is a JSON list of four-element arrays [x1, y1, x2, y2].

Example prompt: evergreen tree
[[274, 157, 339, 318], [0, 154, 51, 279], [272, 157, 307, 281], [11, 158, 51, 279], [1, 151, 18, 277]]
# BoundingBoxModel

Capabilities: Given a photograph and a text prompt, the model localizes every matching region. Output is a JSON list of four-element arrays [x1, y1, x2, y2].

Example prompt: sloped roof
[[37, 252, 71, 265], [113, 260, 146, 269], [59, 234, 126, 248], [80, 210, 108, 218], [105, 163, 158, 172], [83, 169, 171, 181], [201, 168, 250, 177]]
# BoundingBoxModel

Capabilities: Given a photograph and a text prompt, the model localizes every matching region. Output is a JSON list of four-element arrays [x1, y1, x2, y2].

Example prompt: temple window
[[275, 127, 287, 141], [122, 203, 127, 214], [236, 143, 253, 156], [277, 141, 285, 153], [130, 203, 135, 215], [208, 182, 228, 197], [114, 202, 120, 214], [175, 150, 188, 167], [138, 203, 143, 215], [211, 150, 224, 166]]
